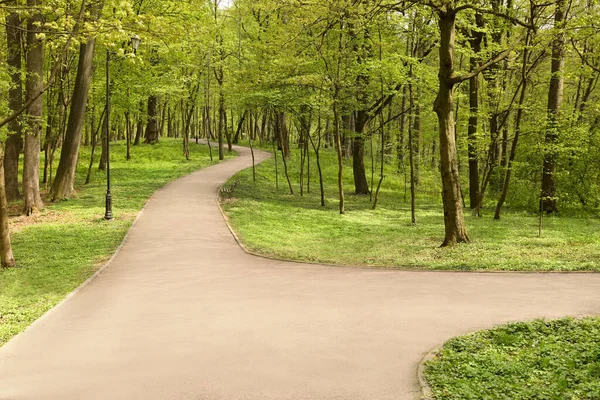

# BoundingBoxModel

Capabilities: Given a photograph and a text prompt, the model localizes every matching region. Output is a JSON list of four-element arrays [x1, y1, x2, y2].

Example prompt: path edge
[[1, 149, 231, 350], [417, 346, 439, 400], [216, 178, 600, 274]]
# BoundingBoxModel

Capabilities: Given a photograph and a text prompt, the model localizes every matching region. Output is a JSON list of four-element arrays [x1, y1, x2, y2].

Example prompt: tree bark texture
[[352, 110, 370, 194], [51, 38, 97, 200], [144, 95, 159, 144], [5, 9, 22, 202], [0, 145, 16, 268], [433, 10, 469, 246], [541, 0, 566, 213], [23, 0, 44, 215], [467, 15, 484, 209]]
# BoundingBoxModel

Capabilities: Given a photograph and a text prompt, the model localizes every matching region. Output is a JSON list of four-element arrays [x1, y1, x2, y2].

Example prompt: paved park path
[[1, 145, 600, 400]]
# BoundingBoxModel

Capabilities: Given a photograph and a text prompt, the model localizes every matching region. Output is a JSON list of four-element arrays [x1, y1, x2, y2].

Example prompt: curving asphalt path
[[1, 145, 599, 400]]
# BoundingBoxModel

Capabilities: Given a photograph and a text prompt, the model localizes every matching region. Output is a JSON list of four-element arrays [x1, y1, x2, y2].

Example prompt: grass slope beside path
[[221, 144, 600, 271], [424, 317, 600, 400], [0, 139, 234, 347]]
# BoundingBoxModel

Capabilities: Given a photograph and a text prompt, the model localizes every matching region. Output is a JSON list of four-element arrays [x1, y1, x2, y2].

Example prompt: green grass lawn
[[424, 317, 600, 400], [0, 138, 234, 347], [222, 142, 600, 271]]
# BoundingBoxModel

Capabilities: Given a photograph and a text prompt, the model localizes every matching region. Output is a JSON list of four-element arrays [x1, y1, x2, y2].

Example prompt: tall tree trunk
[[397, 85, 407, 171], [308, 117, 325, 207], [334, 104, 344, 214], [541, 0, 567, 213], [495, 30, 533, 220], [23, 0, 44, 215], [408, 77, 417, 225], [217, 90, 225, 160], [134, 118, 143, 145], [0, 145, 16, 268], [144, 95, 159, 144], [275, 111, 290, 158], [125, 112, 131, 159], [51, 38, 97, 200], [467, 14, 484, 209], [232, 110, 247, 144], [5, 8, 22, 202], [352, 110, 370, 194], [433, 10, 469, 246]]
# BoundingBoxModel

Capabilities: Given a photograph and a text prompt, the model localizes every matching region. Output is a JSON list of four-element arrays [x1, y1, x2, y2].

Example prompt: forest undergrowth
[[222, 142, 600, 271]]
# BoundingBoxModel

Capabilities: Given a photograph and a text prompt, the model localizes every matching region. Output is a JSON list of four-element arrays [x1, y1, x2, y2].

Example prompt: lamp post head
[[131, 34, 141, 54]]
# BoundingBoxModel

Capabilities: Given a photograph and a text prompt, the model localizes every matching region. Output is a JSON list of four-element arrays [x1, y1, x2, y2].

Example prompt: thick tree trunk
[[352, 110, 370, 194], [5, 9, 22, 202], [434, 10, 469, 246], [0, 145, 16, 268], [144, 95, 159, 144], [541, 0, 566, 213], [51, 39, 96, 200], [134, 119, 143, 145], [23, 0, 44, 215]]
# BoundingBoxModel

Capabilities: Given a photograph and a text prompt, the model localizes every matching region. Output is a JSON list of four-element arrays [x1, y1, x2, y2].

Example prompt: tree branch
[[0, 0, 87, 131], [571, 38, 600, 74], [454, 5, 535, 30]]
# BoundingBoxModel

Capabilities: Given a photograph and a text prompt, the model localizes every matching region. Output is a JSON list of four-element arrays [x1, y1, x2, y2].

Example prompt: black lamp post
[[104, 35, 141, 221]]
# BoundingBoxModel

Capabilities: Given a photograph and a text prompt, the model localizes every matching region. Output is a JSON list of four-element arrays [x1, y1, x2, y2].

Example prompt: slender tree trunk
[[541, 0, 566, 213], [23, 0, 44, 215], [125, 112, 131, 160], [51, 38, 97, 200], [233, 110, 247, 144], [334, 103, 344, 214], [495, 31, 532, 219], [397, 85, 407, 172], [467, 14, 484, 209], [279, 144, 293, 195], [308, 119, 325, 207], [218, 90, 225, 160], [408, 78, 417, 225], [5, 8, 22, 202], [0, 145, 16, 268]]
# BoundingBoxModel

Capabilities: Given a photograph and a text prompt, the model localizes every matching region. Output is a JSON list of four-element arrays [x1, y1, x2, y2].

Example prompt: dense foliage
[[424, 318, 600, 399], [0, 0, 599, 261]]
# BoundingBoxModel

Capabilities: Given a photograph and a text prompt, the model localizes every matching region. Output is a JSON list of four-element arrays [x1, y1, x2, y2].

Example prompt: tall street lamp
[[104, 35, 141, 221]]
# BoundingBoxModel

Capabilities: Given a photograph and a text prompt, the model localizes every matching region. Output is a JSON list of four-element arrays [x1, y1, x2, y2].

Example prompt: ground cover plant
[[0, 139, 231, 346], [221, 144, 600, 271], [423, 317, 600, 400]]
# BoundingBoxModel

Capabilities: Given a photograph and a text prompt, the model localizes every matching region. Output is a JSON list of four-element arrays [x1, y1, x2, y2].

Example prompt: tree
[[5, 7, 22, 202], [51, 27, 101, 199], [23, 0, 45, 216], [541, 0, 569, 213]]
